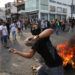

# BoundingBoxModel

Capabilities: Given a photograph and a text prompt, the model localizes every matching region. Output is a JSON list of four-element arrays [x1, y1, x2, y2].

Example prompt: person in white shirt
[[41, 20, 45, 30], [0, 24, 3, 44], [10, 21, 17, 41], [16, 20, 22, 38], [41, 20, 48, 31], [1, 22, 8, 48], [17, 20, 21, 31]]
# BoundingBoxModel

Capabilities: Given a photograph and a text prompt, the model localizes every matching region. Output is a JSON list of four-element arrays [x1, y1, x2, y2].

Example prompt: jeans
[[56, 27, 61, 35], [37, 65, 64, 75], [1, 35, 8, 46], [12, 31, 16, 40], [0, 36, 3, 44]]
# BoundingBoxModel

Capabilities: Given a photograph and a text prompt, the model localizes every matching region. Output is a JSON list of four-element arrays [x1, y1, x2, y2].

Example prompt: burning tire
[[57, 43, 75, 70]]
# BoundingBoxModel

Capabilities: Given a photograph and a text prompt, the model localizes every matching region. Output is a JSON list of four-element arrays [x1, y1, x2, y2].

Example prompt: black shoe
[[4, 45, 9, 49]]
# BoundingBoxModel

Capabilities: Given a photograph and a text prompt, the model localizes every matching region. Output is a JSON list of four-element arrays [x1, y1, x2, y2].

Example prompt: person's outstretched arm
[[9, 48, 36, 59]]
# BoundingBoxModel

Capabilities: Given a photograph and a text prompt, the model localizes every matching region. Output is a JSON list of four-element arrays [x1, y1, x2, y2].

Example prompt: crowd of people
[[0, 18, 75, 48], [0, 19, 23, 48], [34, 18, 75, 34]]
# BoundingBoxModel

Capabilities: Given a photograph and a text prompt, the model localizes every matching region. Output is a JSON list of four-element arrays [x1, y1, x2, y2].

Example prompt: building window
[[49, 0, 69, 6], [41, 5, 48, 10], [40, 0, 48, 10], [5, 4, 7, 8], [61, 15, 66, 20], [41, 0, 48, 5], [63, 8, 67, 13], [49, 5, 55, 12], [5, 3, 11, 8], [8, 3, 11, 7], [36, 0, 39, 9], [5, 9, 11, 15], [41, 13, 48, 20], [25, 0, 37, 11], [57, 7, 62, 13], [49, 0, 56, 3], [57, 15, 61, 20], [17, 4, 25, 11], [49, 14, 55, 20]]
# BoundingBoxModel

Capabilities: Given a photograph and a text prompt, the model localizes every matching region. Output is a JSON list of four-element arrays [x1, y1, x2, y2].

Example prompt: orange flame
[[57, 43, 75, 68]]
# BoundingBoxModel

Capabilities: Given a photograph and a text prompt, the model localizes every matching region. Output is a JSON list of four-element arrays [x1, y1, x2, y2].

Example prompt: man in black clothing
[[6, 20, 11, 39], [9, 28, 64, 75]]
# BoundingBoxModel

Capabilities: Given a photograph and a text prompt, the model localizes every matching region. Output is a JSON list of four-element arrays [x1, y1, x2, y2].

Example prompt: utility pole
[[71, 0, 73, 18]]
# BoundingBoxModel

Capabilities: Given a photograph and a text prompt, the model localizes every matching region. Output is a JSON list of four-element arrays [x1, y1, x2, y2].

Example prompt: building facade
[[5, 2, 17, 19], [16, 0, 75, 20], [0, 8, 6, 20]]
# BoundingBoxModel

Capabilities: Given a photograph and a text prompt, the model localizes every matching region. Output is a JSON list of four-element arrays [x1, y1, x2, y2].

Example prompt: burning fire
[[57, 43, 75, 68]]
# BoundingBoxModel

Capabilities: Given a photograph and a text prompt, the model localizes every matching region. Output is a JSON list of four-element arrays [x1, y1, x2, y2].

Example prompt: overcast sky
[[0, 0, 14, 7]]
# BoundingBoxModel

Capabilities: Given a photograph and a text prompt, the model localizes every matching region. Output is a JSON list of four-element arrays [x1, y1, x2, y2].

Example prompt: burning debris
[[57, 42, 75, 69]]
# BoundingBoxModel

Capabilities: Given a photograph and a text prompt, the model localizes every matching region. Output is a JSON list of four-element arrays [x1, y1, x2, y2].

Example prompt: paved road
[[0, 28, 75, 75]]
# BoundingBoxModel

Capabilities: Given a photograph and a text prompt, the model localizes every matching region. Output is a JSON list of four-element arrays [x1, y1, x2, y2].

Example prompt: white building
[[0, 8, 6, 20], [5, 2, 17, 18], [17, 0, 75, 20]]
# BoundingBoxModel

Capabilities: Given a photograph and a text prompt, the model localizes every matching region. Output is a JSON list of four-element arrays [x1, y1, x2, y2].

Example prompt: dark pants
[[2, 35, 8, 45], [62, 26, 65, 31], [0, 36, 3, 44], [38, 65, 64, 75], [8, 30, 10, 39], [12, 31, 16, 40]]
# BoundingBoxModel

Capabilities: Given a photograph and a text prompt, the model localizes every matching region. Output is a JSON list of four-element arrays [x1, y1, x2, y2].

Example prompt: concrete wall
[[0, 8, 6, 20], [11, 4, 17, 14], [5, 2, 17, 18]]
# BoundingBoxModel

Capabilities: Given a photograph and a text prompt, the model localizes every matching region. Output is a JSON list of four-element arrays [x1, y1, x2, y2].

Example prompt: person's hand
[[9, 48, 18, 54], [33, 35, 39, 41], [24, 37, 33, 46], [24, 36, 37, 46], [25, 36, 39, 46]]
